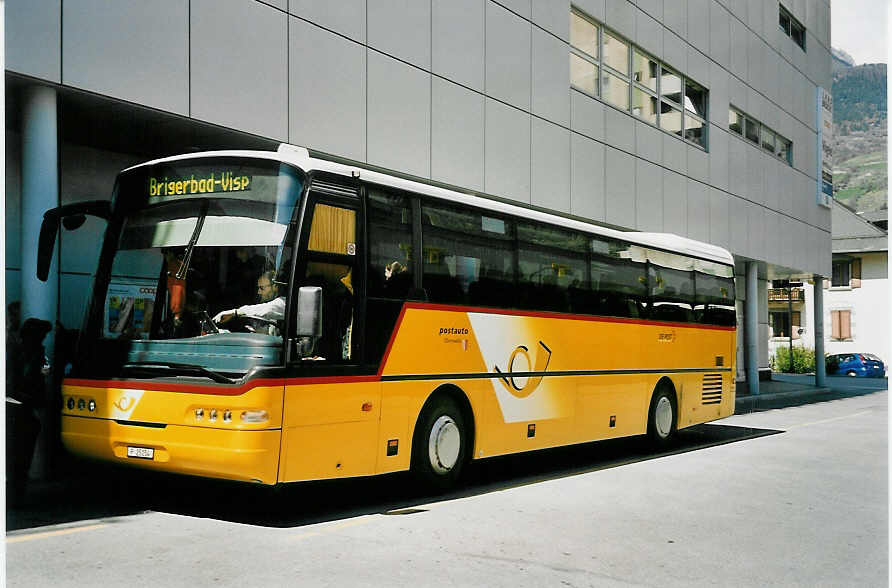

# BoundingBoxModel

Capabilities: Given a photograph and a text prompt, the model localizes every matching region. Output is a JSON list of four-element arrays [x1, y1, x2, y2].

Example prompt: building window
[[570, 11, 600, 97], [831, 310, 852, 341], [729, 108, 744, 135], [760, 126, 775, 154], [631, 49, 659, 124], [779, 5, 806, 51], [775, 134, 792, 164], [770, 310, 801, 338], [728, 106, 793, 166], [831, 258, 862, 288], [831, 260, 851, 287], [744, 116, 760, 143], [571, 7, 709, 150]]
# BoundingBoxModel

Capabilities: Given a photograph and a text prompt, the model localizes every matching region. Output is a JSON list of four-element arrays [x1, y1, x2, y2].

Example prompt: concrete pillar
[[745, 262, 759, 395], [21, 85, 59, 335], [21, 85, 59, 479], [814, 275, 826, 387]]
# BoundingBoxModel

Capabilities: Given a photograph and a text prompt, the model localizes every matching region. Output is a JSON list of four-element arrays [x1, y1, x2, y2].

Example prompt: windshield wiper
[[176, 200, 209, 280], [122, 361, 238, 384]]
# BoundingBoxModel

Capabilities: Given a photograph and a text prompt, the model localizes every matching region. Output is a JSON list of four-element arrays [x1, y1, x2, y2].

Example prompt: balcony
[[768, 287, 804, 303]]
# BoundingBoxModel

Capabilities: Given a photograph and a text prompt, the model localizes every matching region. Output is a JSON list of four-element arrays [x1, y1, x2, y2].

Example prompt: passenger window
[[421, 202, 515, 307], [649, 265, 694, 323], [367, 188, 414, 299], [694, 272, 736, 326], [365, 187, 414, 365], [589, 238, 647, 318], [516, 222, 587, 313]]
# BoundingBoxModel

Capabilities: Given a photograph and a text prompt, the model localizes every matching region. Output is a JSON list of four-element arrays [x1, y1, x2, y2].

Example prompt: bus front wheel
[[412, 395, 468, 491], [647, 385, 677, 447]]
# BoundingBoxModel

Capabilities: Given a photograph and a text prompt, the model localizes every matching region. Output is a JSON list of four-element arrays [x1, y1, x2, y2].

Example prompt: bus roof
[[124, 144, 735, 267]]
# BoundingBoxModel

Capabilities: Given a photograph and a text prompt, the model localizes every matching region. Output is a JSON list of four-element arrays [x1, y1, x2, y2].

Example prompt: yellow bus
[[39, 144, 736, 489]]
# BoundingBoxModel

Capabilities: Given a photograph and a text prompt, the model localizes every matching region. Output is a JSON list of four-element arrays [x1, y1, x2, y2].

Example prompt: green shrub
[[773, 346, 816, 374]]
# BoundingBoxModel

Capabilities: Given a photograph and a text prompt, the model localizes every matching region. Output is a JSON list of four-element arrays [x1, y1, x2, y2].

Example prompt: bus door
[[278, 177, 382, 481]]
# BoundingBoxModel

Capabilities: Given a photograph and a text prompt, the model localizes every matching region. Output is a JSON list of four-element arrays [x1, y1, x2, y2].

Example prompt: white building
[[791, 200, 888, 365]]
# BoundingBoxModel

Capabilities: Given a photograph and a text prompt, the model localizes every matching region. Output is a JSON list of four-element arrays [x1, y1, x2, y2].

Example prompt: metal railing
[[768, 288, 804, 303]]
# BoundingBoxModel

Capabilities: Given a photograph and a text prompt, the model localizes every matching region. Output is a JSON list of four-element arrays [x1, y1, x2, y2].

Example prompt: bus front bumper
[[62, 415, 281, 484]]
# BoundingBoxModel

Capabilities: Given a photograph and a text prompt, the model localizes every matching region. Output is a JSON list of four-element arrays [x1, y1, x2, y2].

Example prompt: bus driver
[[213, 270, 285, 325]]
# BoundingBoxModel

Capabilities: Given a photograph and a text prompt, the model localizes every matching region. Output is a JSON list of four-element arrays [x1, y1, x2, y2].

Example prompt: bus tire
[[412, 395, 468, 491], [647, 384, 677, 447]]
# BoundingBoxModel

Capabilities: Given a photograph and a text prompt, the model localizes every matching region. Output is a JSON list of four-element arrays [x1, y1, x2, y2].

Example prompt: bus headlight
[[77, 398, 86, 411], [67, 397, 75, 410], [88, 399, 96, 412], [240, 410, 269, 424]]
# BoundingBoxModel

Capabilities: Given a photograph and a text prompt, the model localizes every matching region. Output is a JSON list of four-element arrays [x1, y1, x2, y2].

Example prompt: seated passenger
[[213, 270, 285, 324]]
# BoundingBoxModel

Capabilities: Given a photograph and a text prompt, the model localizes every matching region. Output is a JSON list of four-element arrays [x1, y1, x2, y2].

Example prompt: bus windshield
[[90, 158, 304, 375]]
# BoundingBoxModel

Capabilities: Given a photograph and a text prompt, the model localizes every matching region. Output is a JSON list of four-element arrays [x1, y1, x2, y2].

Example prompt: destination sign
[[148, 171, 252, 198]]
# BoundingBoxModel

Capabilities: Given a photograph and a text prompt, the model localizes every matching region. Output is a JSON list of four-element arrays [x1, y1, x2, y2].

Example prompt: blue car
[[826, 353, 886, 378]]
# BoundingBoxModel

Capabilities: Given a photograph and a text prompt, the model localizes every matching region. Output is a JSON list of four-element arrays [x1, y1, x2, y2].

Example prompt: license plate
[[127, 446, 154, 460]]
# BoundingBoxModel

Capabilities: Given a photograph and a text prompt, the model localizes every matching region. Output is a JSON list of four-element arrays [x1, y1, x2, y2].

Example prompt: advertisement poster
[[816, 86, 833, 207], [105, 280, 156, 339]]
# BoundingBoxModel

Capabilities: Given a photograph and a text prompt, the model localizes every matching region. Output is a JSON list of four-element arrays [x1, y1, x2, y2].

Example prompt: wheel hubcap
[[655, 396, 673, 438], [428, 416, 460, 474]]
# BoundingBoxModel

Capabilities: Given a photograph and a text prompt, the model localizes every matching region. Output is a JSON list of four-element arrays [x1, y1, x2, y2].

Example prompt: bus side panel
[[631, 324, 737, 429], [377, 307, 735, 463], [374, 378, 490, 474], [576, 374, 650, 443], [373, 381, 412, 474], [279, 381, 381, 482]]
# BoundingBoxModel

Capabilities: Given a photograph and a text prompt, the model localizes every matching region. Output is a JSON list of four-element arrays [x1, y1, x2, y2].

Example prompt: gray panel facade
[[62, 0, 190, 115], [6, 0, 834, 287], [6, 0, 61, 82], [191, 0, 288, 139]]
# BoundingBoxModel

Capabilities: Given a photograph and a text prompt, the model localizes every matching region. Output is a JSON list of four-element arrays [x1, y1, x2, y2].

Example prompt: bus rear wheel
[[412, 395, 468, 491], [647, 385, 677, 447]]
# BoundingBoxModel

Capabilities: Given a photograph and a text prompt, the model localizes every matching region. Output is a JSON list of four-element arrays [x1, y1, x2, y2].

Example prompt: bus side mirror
[[36, 200, 112, 282], [37, 215, 60, 282], [62, 213, 87, 230], [294, 286, 322, 357]]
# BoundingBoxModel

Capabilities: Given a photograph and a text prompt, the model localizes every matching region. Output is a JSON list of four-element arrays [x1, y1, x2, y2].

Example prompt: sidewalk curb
[[735, 386, 833, 409]]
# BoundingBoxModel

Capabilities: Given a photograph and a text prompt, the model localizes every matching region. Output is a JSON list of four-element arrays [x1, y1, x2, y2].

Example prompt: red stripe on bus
[[62, 377, 286, 396], [398, 302, 737, 331], [63, 375, 385, 395], [376, 304, 409, 377]]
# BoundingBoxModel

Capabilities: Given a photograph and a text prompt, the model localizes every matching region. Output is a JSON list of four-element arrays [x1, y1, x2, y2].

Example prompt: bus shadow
[[6, 422, 779, 532]]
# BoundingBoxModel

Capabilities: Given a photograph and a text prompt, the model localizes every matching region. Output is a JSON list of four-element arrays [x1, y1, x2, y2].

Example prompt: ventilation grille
[[702, 373, 723, 405], [310, 180, 358, 198]]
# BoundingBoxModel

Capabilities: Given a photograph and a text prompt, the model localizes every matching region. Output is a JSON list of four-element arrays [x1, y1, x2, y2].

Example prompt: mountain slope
[[831, 58, 886, 213]]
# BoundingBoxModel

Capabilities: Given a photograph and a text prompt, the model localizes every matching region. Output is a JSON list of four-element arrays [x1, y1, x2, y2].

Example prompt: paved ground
[[5, 377, 888, 587]]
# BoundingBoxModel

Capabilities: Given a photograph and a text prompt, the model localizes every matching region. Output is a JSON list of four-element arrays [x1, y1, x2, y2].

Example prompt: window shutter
[[851, 259, 862, 288], [831, 310, 841, 339], [840, 310, 852, 340]]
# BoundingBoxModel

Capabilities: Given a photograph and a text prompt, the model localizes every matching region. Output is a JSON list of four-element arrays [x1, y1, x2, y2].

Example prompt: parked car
[[825, 353, 886, 378]]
